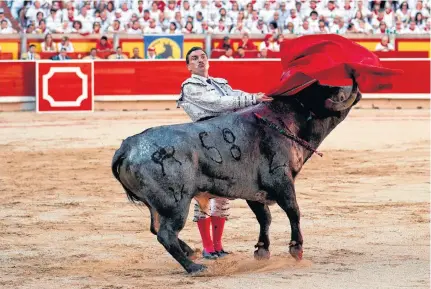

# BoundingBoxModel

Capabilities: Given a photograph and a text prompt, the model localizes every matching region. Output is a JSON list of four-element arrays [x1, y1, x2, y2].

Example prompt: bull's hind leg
[[157, 206, 206, 274], [146, 203, 196, 259], [247, 200, 272, 260], [275, 182, 303, 261]]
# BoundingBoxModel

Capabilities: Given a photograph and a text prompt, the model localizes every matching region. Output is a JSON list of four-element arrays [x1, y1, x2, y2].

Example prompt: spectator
[[375, 35, 395, 51], [298, 20, 315, 35], [167, 22, 180, 34], [259, 34, 277, 51], [83, 48, 101, 60], [0, 8, 12, 28], [128, 20, 143, 34], [41, 33, 56, 52], [108, 20, 124, 33], [258, 48, 268, 58], [96, 36, 113, 52], [36, 19, 49, 35], [403, 20, 423, 33], [109, 46, 127, 59], [58, 36, 74, 52], [239, 32, 256, 50], [144, 18, 162, 33], [21, 44, 40, 60], [146, 47, 160, 59], [221, 36, 232, 50], [273, 34, 284, 52], [52, 48, 71, 60], [182, 21, 195, 34], [131, 47, 142, 59], [219, 47, 234, 59], [396, 2, 411, 24], [235, 46, 246, 58], [0, 19, 13, 34], [415, 12, 426, 29]]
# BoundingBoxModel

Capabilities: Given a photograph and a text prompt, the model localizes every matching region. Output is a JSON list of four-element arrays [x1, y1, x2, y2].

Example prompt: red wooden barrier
[[0, 59, 429, 98]]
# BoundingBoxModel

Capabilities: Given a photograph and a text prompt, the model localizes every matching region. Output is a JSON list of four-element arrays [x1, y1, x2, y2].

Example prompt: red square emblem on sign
[[36, 61, 94, 112]]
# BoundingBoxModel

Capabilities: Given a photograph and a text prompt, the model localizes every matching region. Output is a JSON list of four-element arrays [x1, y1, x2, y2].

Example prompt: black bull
[[111, 80, 362, 273]]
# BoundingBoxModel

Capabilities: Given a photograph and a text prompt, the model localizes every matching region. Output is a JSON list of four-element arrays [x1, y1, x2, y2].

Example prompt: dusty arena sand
[[0, 109, 429, 289]]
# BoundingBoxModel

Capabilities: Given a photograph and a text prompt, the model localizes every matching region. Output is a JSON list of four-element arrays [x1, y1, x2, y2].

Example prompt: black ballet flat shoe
[[216, 250, 230, 258], [202, 250, 219, 260]]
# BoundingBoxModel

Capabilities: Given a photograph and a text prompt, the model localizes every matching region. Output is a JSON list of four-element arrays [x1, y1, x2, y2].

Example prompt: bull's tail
[[111, 144, 145, 204]]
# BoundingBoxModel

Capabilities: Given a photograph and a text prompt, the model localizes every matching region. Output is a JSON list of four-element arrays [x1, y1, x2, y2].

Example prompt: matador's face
[[187, 50, 209, 77]]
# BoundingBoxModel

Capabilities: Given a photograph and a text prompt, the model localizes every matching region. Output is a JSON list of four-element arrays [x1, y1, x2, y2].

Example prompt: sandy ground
[[0, 109, 429, 289]]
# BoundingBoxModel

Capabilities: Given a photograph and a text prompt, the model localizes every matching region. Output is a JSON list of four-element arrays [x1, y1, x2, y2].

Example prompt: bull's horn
[[324, 82, 358, 111]]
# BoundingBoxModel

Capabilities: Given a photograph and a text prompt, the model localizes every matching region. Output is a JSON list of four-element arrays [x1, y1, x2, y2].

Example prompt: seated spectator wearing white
[[36, 19, 50, 35], [71, 20, 89, 34], [371, 10, 387, 30], [383, 3, 395, 28], [158, 12, 170, 31], [181, 21, 195, 34], [41, 33, 56, 52], [329, 16, 346, 34], [75, 6, 95, 32], [142, 9, 153, 29], [54, 20, 72, 33], [149, 1, 162, 21], [193, 11, 205, 30], [0, 8, 12, 28], [52, 48, 71, 61], [92, 21, 103, 34], [228, 2, 240, 22], [321, 0, 341, 27], [284, 9, 302, 31], [107, 20, 125, 33], [194, 0, 210, 22], [95, 10, 111, 32], [119, 2, 133, 22], [395, 1, 411, 23], [375, 35, 395, 52], [351, 10, 365, 29], [415, 12, 427, 30], [303, 0, 320, 18], [259, 34, 277, 52], [245, 9, 259, 30], [259, 1, 275, 24], [374, 21, 389, 34], [251, 19, 269, 34], [293, 1, 307, 20], [268, 21, 280, 34], [164, 0, 177, 21], [45, 8, 62, 32], [213, 20, 229, 34], [231, 20, 250, 34], [411, 0, 430, 19], [26, 23, 36, 34], [354, 0, 372, 20], [298, 20, 315, 35], [0, 20, 14, 34], [127, 20, 143, 34], [218, 8, 234, 30], [110, 9, 127, 30], [25, 0, 45, 26], [345, 22, 359, 34], [167, 22, 181, 34], [356, 19, 374, 34], [308, 11, 320, 31], [340, 0, 355, 24], [58, 36, 75, 53], [143, 18, 162, 33], [283, 21, 295, 34], [219, 48, 234, 60], [315, 19, 329, 33], [21, 44, 40, 60], [109, 46, 128, 59], [403, 20, 423, 33], [83, 48, 101, 60], [391, 19, 405, 33], [195, 20, 214, 34]]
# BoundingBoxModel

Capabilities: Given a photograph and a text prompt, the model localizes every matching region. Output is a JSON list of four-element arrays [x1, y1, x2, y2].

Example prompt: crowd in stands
[[0, 0, 429, 37]]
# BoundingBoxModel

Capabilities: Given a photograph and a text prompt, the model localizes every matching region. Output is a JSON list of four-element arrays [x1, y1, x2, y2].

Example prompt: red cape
[[267, 34, 404, 97]]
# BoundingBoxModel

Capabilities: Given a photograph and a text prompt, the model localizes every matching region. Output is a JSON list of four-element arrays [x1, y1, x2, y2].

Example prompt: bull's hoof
[[289, 241, 303, 261], [187, 263, 207, 274], [254, 247, 271, 260]]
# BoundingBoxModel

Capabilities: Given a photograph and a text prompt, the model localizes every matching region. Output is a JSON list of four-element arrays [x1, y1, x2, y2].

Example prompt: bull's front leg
[[156, 202, 207, 274], [275, 182, 303, 261], [247, 200, 272, 260]]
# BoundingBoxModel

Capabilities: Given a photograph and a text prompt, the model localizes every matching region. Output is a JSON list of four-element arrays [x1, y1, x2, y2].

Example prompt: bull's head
[[323, 79, 361, 112]]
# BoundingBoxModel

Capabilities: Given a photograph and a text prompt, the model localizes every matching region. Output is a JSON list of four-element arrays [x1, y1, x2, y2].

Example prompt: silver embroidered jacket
[[177, 74, 259, 122]]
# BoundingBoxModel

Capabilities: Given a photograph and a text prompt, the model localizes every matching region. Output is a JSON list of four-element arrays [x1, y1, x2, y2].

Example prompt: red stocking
[[211, 216, 226, 251], [197, 217, 215, 253]]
